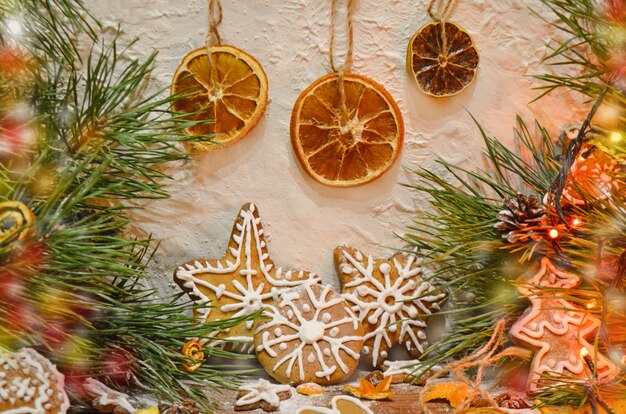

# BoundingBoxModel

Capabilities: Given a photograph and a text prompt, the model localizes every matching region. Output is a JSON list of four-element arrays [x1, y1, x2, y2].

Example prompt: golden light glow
[[572, 217, 581, 226], [580, 347, 589, 358], [610, 131, 623, 143], [548, 229, 559, 239]]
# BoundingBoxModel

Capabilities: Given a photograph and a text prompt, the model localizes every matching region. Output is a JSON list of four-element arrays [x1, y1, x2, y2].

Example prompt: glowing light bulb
[[580, 347, 589, 358], [586, 301, 595, 309], [548, 229, 559, 239], [6, 19, 22, 36], [572, 218, 581, 226], [610, 131, 623, 143]]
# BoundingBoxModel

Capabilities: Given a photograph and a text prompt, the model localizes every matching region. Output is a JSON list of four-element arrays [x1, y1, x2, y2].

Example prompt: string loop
[[427, 0, 454, 21], [329, 0, 355, 73], [205, 0, 223, 47]]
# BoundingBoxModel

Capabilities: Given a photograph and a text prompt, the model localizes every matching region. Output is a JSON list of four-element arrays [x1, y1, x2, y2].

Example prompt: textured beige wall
[[86, 0, 585, 295]]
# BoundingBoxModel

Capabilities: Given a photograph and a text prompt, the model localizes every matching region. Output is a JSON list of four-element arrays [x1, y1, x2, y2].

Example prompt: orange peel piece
[[181, 340, 205, 372], [296, 382, 324, 396], [0, 200, 35, 247], [422, 381, 473, 408], [343, 376, 394, 400]]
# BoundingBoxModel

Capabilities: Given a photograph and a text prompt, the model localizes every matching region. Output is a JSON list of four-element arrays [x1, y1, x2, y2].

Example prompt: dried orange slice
[[171, 45, 268, 152], [407, 21, 478, 97], [290, 73, 403, 187]]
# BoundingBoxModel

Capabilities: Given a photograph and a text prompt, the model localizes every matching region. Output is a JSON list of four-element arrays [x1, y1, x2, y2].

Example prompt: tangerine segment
[[171, 45, 268, 152], [290, 73, 403, 187], [408, 21, 478, 97]]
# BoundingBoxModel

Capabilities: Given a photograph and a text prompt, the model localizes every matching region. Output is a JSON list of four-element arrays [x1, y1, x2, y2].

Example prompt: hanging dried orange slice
[[407, 21, 478, 97], [171, 45, 268, 152], [290, 73, 403, 187]]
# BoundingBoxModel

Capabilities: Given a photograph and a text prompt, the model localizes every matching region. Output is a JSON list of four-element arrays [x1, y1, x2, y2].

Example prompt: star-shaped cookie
[[334, 245, 446, 367], [174, 203, 320, 353]]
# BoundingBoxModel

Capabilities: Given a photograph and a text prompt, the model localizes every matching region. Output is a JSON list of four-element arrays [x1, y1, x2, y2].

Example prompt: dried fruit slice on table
[[407, 21, 478, 97], [171, 45, 268, 151], [290, 73, 404, 187]]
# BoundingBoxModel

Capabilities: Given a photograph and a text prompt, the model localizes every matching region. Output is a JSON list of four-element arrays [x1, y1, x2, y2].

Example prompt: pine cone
[[494, 194, 548, 244], [159, 400, 200, 414]]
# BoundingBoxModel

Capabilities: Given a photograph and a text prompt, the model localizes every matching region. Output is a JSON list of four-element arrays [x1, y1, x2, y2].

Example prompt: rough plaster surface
[[86, 0, 585, 294]]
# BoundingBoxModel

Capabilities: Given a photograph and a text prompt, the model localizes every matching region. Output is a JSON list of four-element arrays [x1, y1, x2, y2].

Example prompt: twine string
[[204, 0, 223, 93], [205, 0, 223, 47], [427, 0, 454, 21], [329, 0, 356, 123], [329, 0, 355, 73]]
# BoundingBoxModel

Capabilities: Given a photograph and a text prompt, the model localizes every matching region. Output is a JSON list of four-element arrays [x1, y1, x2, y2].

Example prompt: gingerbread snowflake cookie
[[174, 203, 320, 353], [235, 378, 292, 412], [0, 348, 70, 414], [254, 283, 364, 385], [335, 246, 446, 367]]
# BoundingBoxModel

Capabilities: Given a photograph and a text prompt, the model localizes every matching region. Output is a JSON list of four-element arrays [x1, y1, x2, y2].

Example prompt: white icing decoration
[[255, 284, 362, 381], [0, 348, 70, 414], [174, 203, 320, 352], [382, 359, 442, 378], [338, 248, 445, 366], [82, 378, 136, 414], [235, 379, 291, 408]]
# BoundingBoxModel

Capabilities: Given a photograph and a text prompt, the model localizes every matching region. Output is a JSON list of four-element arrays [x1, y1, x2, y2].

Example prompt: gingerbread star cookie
[[174, 203, 320, 353], [335, 246, 446, 367], [254, 283, 364, 385], [234, 379, 292, 412]]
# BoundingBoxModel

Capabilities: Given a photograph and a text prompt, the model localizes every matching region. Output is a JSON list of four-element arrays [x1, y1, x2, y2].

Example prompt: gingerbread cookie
[[0, 348, 70, 414], [335, 246, 446, 367], [234, 379, 292, 412], [83, 378, 137, 414], [174, 203, 320, 352], [297, 395, 374, 414], [510, 257, 618, 390], [254, 283, 364, 385]]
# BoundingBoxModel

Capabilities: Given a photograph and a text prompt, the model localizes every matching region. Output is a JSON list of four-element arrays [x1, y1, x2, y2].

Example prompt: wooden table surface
[[204, 381, 453, 414]]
